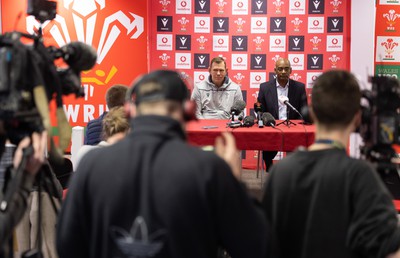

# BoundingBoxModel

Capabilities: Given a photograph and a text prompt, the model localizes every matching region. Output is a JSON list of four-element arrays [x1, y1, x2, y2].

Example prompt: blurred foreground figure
[[57, 70, 267, 258], [262, 70, 400, 258]]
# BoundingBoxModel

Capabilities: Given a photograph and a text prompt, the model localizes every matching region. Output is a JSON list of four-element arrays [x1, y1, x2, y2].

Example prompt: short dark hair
[[209, 57, 226, 69], [312, 70, 361, 127], [106, 84, 128, 108]]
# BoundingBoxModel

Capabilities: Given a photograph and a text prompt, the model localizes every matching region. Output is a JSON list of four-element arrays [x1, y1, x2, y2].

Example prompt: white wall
[[350, 0, 375, 157], [351, 0, 375, 86]]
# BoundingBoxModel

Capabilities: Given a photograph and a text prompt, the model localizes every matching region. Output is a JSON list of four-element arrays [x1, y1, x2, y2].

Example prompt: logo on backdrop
[[310, 36, 322, 51], [307, 54, 323, 70], [233, 73, 246, 86], [288, 36, 304, 51], [330, 0, 342, 13], [290, 73, 302, 81], [306, 72, 322, 88], [194, 54, 210, 69], [250, 54, 266, 70], [195, 0, 210, 13], [194, 17, 211, 33], [326, 35, 343, 52], [251, 17, 268, 33], [308, 0, 324, 14], [176, 0, 192, 14], [27, 1, 145, 65], [233, 0, 249, 15], [157, 34, 173, 50], [291, 17, 304, 32], [328, 54, 341, 68], [159, 0, 171, 12], [234, 18, 246, 32], [176, 35, 191, 50], [213, 17, 229, 33], [216, 0, 228, 14], [308, 17, 324, 33], [159, 53, 171, 67], [232, 36, 248, 51], [327, 17, 343, 33], [157, 16, 173, 32], [231, 54, 248, 70], [273, 0, 285, 14], [250, 72, 266, 88], [178, 17, 190, 31], [270, 17, 286, 33], [270, 35, 286, 52], [383, 10, 400, 32], [251, 0, 267, 14], [253, 36, 265, 51], [175, 53, 191, 69], [289, 0, 306, 14], [196, 35, 208, 49], [381, 38, 399, 60], [289, 54, 305, 70], [213, 35, 229, 52]]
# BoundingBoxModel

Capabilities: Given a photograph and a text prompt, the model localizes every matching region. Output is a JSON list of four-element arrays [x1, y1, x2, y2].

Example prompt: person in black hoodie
[[262, 70, 400, 258], [57, 70, 268, 258]]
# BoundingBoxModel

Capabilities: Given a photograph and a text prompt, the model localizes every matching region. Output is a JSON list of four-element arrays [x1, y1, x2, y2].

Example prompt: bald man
[[257, 58, 308, 171]]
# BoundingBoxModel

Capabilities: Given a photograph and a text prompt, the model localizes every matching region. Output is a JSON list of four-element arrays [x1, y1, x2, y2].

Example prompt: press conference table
[[186, 119, 316, 151]]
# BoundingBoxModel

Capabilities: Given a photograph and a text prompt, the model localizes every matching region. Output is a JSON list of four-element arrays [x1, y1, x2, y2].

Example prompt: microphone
[[242, 115, 255, 127], [60, 41, 98, 71], [230, 100, 246, 116], [262, 112, 276, 127], [278, 95, 298, 113], [254, 102, 264, 127]]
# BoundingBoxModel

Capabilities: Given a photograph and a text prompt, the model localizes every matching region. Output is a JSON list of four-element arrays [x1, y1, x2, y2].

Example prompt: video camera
[[0, 0, 97, 160], [359, 75, 400, 197]]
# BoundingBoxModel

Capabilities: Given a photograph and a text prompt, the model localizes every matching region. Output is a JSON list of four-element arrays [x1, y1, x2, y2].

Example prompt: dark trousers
[[262, 151, 277, 172]]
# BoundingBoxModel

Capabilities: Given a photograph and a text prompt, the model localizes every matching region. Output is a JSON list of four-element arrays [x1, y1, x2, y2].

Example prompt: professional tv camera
[[0, 0, 97, 162], [359, 75, 400, 198]]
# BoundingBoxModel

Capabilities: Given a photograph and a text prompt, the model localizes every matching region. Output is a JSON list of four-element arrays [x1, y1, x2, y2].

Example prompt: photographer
[[0, 125, 47, 257], [262, 70, 400, 258]]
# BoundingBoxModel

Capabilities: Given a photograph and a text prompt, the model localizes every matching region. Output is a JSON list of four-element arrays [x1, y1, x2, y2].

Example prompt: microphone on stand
[[262, 112, 276, 128], [254, 102, 264, 128], [230, 100, 246, 121]]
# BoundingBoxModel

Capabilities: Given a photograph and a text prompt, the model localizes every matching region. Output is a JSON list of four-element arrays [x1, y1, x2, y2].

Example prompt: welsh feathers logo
[[381, 38, 398, 60], [375, 36, 400, 63], [27, 0, 144, 65], [383, 10, 400, 32]]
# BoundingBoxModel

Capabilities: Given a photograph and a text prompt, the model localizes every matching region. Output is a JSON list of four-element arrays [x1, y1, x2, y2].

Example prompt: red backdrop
[[148, 0, 351, 168], [1, 0, 148, 128]]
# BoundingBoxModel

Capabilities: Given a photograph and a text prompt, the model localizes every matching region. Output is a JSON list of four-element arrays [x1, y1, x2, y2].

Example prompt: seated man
[[84, 84, 128, 145], [257, 58, 307, 171], [191, 57, 244, 119]]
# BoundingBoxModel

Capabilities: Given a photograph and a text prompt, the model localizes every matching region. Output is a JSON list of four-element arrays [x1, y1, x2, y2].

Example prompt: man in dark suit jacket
[[257, 58, 307, 171]]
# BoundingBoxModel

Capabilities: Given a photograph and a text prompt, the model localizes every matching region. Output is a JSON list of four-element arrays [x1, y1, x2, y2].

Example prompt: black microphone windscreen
[[262, 112, 276, 127], [230, 100, 246, 115], [62, 42, 97, 71], [242, 115, 255, 127]]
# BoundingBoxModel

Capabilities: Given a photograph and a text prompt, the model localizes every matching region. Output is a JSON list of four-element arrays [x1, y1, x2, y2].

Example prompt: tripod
[[276, 110, 297, 127], [20, 160, 62, 258]]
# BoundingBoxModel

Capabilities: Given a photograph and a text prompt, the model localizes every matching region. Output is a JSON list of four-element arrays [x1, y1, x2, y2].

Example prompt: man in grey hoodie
[[191, 57, 244, 119]]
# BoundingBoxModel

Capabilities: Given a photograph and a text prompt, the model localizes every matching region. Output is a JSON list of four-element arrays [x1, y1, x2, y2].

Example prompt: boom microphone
[[242, 115, 255, 127], [59, 41, 97, 71], [262, 112, 276, 127]]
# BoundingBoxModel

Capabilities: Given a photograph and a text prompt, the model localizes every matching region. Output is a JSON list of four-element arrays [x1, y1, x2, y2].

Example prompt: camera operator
[[261, 70, 400, 258], [0, 123, 47, 257]]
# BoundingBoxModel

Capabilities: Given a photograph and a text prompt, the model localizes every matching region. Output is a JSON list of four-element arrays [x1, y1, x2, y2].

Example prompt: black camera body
[[359, 75, 400, 198]]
